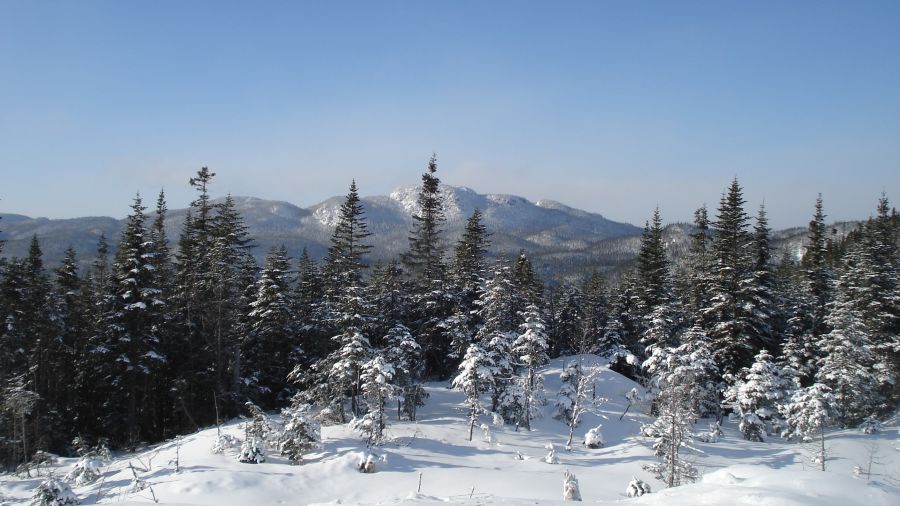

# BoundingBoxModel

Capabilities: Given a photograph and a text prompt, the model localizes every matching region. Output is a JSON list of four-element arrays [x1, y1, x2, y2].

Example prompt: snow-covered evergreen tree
[[384, 323, 426, 421], [31, 477, 79, 506], [278, 400, 320, 464], [641, 344, 700, 488], [243, 245, 296, 408], [562, 470, 581, 501], [511, 304, 549, 430], [626, 477, 652, 497], [815, 303, 880, 426], [354, 355, 397, 446], [452, 344, 496, 441], [780, 383, 835, 471], [727, 349, 791, 441], [555, 361, 603, 449]]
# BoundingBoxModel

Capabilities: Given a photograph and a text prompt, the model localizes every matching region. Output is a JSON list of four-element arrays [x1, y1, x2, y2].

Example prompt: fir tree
[[402, 154, 447, 286], [804, 194, 833, 339], [384, 323, 425, 421], [636, 208, 671, 322], [816, 304, 880, 426], [727, 349, 791, 441], [511, 304, 549, 430], [781, 383, 835, 471], [452, 343, 496, 441], [641, 345, 699, 488], [278, 400, 320, 464], [243, 245, 296, 408], [323, 180, 373, 298], [102, 194, 167, 445], [354, 355, 397, 446], [705, 179, 755, 377], [451, 208, 490, 309]]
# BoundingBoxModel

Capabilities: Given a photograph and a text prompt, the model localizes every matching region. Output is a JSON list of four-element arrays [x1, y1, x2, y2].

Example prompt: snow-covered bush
[[279, 401, 321, 464], [738, 412, 766, 442], [65, 456, 103, 486], [31, 477, 79, 506], [211, 433, 241, 454], [584, 425, 604, 449], [18, 451, 58, 478], [696, 421, 723, 443], [625, 476, 651, 497], [858, 415, 882, 435], [543, 444, 559, 464], [357, 453, 376, 473], [238, 437, 266, 464], [563, 470, 581, 501], [480, 423, 497, 445], [243, 401, 273, 442]]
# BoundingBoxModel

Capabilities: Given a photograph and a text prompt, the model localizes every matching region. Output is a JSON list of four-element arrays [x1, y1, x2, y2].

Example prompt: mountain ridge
[[0, 185, 641, 279]]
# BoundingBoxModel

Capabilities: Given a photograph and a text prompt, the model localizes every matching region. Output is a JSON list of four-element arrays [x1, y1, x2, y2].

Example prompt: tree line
[[0, 159, 897, 473]]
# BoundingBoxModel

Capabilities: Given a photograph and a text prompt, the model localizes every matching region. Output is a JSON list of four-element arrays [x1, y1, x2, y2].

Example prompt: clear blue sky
[[1, 0, 898, 229]]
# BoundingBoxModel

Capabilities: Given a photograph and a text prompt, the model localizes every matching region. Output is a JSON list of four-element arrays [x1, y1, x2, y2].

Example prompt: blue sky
[[1, 1, 898, 228]]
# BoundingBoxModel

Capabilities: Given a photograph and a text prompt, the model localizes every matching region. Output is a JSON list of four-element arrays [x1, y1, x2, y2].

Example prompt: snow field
[[2, 355, 897, 505]]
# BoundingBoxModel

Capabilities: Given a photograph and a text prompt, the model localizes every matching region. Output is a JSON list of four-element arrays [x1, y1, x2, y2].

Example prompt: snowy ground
[[2, 355, 898, 505]]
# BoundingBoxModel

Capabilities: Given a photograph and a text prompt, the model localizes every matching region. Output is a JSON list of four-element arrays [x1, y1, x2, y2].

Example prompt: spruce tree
[[102, 194, 167, 445], [452, 343, 496, 441], [636, 208, 671, 321], [451, 208, 490, 309], [804, 194, 833, 339], [705, 179, 755, 377], [243, 245, 296, 408], [511, 304, 549, 430], [402, 154, 447, 285]]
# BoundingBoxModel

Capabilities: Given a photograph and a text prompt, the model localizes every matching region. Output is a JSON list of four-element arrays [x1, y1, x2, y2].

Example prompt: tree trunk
[[668, 412, 676, 488], [819, 425, 826, 472]]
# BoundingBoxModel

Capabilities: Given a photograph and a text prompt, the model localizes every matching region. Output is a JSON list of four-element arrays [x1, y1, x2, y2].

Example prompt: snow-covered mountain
[[0, 185, 641, 279], [0, 185, 861, 283]]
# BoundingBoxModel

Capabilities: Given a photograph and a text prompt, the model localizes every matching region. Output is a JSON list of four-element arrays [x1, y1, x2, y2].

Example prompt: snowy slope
[[2, 356, 898, 505]]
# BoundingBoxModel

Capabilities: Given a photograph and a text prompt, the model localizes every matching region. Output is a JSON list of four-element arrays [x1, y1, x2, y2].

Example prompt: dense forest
[[1, 158, 898, 473]]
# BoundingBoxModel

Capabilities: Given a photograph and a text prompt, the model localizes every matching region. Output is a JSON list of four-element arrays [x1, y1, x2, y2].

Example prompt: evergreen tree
[[641, 345, 699, 488], [209, 194, 256, 408], [727, 349, 791, 441], [815, 303, 880, 426], [780, 383, 835, 471], [354, 355, 397, 446], [553, 286, 584, 355], [680, 205, 714, 322], [674, 325, 720, 419], [744, 204, 777, 351], [243, 245, 296, 408], [705, 179, 755, 377], [511, 304, 549, 430], [804, 195, 833, 339], [513, 250, 542, 306], [636, 208, 671, 322], [278, 400, 320, 464], [451, 208, 490, 309], [384, 323, 425, 421], [580, 271, 609, 353], [402, 154, 447, 285], [452, 343, 496, 441], [293, 248, 331, 369], [323, 180, 372, 298], [101, 194, 167, 445]]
